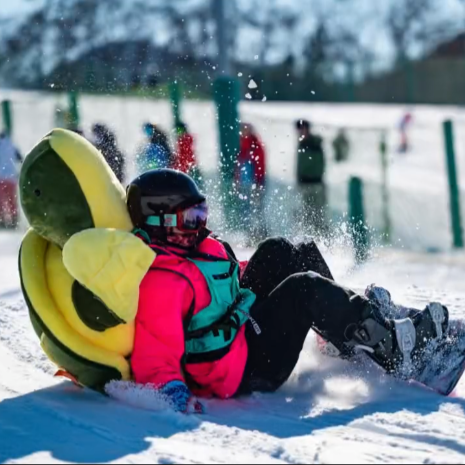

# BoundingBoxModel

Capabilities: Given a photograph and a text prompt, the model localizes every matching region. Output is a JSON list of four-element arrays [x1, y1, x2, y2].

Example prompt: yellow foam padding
[[46, 243, 135, 356], [48, 129, 133, 233], [21, 229, 131, 379], [62, 229, 156, 322]]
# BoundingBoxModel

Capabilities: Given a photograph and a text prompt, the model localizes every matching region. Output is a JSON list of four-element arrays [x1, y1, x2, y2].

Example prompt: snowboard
[[317, 319, 465, 396], [412, 319, 465, 395]]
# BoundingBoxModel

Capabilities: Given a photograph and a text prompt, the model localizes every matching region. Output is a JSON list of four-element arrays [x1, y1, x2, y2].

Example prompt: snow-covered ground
[[2, 229, 465, 464], [3, 96, 465, 463]]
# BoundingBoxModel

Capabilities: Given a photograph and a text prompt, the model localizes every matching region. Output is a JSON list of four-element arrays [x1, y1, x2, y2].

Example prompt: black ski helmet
[[127, 169, 206, 230]]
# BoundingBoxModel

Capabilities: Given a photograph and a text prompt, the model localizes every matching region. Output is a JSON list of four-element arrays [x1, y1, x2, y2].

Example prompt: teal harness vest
[[185, 258, 256, 361], [149, 245, 256, 363]]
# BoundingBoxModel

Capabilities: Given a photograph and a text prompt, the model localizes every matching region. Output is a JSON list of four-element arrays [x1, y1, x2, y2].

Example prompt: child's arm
[[131, 271, 193, 387]]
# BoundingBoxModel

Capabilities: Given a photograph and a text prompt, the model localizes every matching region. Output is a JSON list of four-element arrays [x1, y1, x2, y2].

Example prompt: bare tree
[[0, 0, 170, 87], [386, 0, 458, 63], [292, 0, 372, 83], [237, 0, 299, 66], [6, 0, 459, 96]]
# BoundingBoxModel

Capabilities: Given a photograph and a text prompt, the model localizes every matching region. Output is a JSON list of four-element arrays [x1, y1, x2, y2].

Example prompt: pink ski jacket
[[131, 237, 248, 399]]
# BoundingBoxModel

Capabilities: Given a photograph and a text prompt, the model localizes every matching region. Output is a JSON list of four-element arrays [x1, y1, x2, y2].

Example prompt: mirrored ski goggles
[[146, 201, 209, 232]]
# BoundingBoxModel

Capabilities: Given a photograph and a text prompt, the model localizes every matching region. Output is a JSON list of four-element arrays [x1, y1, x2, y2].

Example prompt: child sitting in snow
[[127, 169, 450, 413]]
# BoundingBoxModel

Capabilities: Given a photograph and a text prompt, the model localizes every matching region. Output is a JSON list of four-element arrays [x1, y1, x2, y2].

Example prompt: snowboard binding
[[348, 288, 449, 380], [319, 284, 463, 395]]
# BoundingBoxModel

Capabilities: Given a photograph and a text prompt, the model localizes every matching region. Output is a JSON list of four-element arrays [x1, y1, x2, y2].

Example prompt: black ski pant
[[237, 237, 371, 395]]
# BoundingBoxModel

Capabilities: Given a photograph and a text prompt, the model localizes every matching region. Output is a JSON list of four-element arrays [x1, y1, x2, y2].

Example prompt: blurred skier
[[92, 123, 126, 183], [173, 121, 204, 189], [127, 169, 459, 414], [236, 123, 267, 243], [173, 122, 196, 174], [333, 128, 350, 163], [398, 112, 413, 154], [137, 123, 172, 174], [0, 132, 22, 229], [295, 119, 327, 235]]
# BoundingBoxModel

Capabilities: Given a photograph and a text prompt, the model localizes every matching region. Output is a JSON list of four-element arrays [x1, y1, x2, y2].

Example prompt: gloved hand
[[161, 381, 205, 414]]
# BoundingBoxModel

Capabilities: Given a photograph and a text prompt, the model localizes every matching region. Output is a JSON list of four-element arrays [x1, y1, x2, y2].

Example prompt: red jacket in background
[[237, 134, 266, 187], [174, 133, 196, 173]]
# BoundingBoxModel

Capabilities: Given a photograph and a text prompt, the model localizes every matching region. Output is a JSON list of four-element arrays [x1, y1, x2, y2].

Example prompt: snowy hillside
[[2, 230, 465, 464]]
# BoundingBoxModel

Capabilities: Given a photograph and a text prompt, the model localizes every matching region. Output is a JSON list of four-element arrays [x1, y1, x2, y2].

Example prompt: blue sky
[[6, 0, 462, 19], [3, 0, 35, 16]]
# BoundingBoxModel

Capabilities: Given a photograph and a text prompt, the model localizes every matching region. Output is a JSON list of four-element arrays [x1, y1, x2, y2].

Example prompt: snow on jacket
[[138, 143, 170, 171], [0, 136, 21, 180], [174, 133, 196, 174], [131, 236, 248, 399], [297, 134, 325, 183], [236, 134, 266, 187]]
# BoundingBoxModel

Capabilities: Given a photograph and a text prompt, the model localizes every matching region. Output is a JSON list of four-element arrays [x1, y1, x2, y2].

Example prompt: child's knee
[[256, 237, 294, 257], [281, 271, 323, 291]]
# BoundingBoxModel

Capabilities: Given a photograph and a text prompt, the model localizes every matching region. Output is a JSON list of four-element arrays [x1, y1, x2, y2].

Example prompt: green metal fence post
[[380, 132, 391, 244], [443, 120, 464, 248], [403, 58, 415, 104], [1, 100, 13, 136], [213, 76, 241, 224], [349, 176, 369, 263], [346, 61, 355, 103], [169, 81, 182, 129], [68, 91, 80, 131]]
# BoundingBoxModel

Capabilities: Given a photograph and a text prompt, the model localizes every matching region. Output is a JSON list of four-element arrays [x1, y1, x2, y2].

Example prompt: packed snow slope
[[2, 95, 465, 462], [2, 230, 465, 464]]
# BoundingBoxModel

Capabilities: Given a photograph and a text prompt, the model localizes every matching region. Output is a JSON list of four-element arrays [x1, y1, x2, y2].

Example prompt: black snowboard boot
[[346, 293, 449, 378], [364, 284, 422, 320]]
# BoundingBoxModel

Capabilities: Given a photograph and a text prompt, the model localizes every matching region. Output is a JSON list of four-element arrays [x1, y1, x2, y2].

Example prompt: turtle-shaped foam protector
[[19, 129, 155, 392]]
